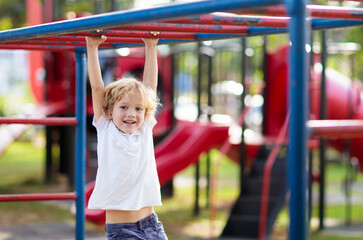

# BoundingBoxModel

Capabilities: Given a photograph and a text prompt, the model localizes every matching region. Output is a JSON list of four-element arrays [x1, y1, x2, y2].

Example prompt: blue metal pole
[[286, 0, 308, 239], [312, 19, 363, 29], [0, 0, 283, 43], [75, 49, 86, 240]]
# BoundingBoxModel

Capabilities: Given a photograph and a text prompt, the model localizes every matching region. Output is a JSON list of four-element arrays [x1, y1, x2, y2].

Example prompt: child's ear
[[107, 112, 113, 120]]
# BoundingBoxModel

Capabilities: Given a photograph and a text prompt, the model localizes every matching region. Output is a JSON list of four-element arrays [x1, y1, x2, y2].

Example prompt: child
[[86, 33, 168, 240]]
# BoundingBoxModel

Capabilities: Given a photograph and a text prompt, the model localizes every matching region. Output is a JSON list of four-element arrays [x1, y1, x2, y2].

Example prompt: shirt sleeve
[[92, 115, 109, 131], [146, 116, 157, 128]]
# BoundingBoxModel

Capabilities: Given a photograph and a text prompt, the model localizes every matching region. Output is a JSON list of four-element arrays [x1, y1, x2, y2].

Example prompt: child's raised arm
[[86, 35, 107, 122], [142, 36, 159, 93]]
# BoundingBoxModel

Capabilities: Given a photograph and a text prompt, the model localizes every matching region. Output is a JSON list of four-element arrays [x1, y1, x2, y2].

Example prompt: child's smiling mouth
[[124, 120, 136, 124]]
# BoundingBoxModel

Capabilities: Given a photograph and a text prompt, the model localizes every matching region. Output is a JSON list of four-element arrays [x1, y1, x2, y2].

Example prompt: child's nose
[[127, 108, 136, 116]]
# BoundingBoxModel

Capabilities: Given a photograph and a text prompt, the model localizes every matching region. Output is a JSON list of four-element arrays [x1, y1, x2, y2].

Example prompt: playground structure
[[0, 0, 363, 239]]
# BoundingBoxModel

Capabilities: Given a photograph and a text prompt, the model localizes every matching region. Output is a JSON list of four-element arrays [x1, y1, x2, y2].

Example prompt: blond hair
[[103, 77, 159, 120]]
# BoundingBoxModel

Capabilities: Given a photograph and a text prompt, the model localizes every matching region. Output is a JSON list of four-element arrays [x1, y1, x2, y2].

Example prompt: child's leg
[[105, 213, 167, 240]]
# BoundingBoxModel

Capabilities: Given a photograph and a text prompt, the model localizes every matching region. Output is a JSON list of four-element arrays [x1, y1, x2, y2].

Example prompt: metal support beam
[[308, 120, 363, 138], [0, 193, 77, 202], [234, 4, 363, 20], [287, 0, 308, 239], [319, 30, 327, 231], [75, 50, 86, 240], [165, 14, 289, 27], [0, 117, 77, 125]]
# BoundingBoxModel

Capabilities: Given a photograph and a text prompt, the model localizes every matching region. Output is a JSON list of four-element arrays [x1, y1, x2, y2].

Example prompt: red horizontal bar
[[2, 40, 83, 47], [117, 23, 250, 33], [0, 44, 76, 51], [308, 119, 363, 138], [3, 31, 198, 47], [0, 117, 78, 126], [74, 30, 198, 40], [308, 5, 363, 20], [231, 5, 285, 16], [46, 32, 196, 41], [0, 192, 77, 202], [1, 25, 247, 48], [165, 14, 289, 28], [233, 4, 363, 20], [3, 38, 151, 47]]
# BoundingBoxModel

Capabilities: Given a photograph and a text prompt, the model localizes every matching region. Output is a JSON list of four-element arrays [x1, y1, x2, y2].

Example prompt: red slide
[[82, 120, 230, 225], [264, 45, 363, 173], [155, 120, 229, 185]]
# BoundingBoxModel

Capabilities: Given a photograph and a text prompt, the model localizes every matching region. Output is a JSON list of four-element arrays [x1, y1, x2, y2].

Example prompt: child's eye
[[120, 106, 127, 110], [136, 107, 144, 112]]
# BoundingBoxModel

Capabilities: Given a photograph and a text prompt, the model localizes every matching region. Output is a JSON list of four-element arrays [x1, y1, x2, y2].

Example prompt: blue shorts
[[105, 213, 168, 240]]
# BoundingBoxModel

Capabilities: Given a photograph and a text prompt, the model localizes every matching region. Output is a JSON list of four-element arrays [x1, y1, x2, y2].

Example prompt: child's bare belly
[[106, 206, 154, 223]]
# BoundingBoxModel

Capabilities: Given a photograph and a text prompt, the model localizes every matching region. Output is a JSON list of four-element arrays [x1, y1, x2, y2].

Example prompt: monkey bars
[[1, 0, 363, 240], [0, 2, 362, 51]]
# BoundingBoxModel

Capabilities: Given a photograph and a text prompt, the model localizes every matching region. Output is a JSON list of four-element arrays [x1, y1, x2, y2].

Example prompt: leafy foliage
[[0, 0, 26, 30], [0, 0, 135, 30], [343, 26, 363, 80]]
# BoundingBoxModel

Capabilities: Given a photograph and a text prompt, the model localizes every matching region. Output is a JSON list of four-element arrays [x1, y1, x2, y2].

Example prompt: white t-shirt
[[88, 115, 162, 210]]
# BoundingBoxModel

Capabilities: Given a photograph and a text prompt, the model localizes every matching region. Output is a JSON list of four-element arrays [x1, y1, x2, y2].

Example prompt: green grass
[[319, 204, 363, 222], [0, 141, 74, 226], [309, 235, 362, 240], [0, 201, 73, 226], [273, 204, 363, 240], [0, 142, 362, 239], [0, 141, 44, 192]]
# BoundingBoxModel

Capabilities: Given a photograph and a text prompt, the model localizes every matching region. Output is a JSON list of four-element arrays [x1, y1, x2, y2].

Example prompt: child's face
[[109, 90, 145, 134]]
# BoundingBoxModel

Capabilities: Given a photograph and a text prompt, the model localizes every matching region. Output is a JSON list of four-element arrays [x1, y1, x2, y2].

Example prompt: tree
[[343, 26, 363, 81], [0, 0, 136, 31], [0, 0, 26, 30]]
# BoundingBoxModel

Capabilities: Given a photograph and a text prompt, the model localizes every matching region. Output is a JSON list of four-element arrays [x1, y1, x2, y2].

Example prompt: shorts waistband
[[105, 213, 157, 230]]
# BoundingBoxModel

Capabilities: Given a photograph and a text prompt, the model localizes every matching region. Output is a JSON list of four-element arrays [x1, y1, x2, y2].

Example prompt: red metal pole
[[231, 5, 285, 16], [3, 26, 247, 47], [308, 5, 363, 20], [0, 117, 78, 125], [308, 120, 363, 138], [117, 23, 250, 33], [165, 14, 289, 28], [0, 45, 76, 51], [0, 193, 77, 202], [3, 39, 124, 47], [26, 0, 44, 104], [45, 32, 196, 41], [258, 114, 289, 239], [232, 4, 363, 20], [2, 31, 198, 47], [68, 30, 198, 39]]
